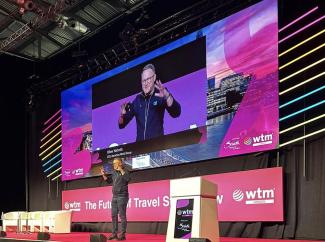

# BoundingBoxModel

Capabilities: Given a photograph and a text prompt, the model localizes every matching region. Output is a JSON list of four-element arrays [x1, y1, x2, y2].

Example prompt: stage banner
[[62, 167, 283, 222]]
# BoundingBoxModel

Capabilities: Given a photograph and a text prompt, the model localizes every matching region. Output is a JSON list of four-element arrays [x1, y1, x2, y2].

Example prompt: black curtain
[[0, 55, 33, 214]]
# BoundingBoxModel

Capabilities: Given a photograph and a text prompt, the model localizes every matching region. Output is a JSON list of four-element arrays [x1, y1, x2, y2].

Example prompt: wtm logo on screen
[[232, 188, 275, 205], [64, 201, 81, 211], [243, 133, 273, 147]]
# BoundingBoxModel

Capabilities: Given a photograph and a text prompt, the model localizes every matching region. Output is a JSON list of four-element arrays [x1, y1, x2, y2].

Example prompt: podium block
[[166, 177, 219, 242]]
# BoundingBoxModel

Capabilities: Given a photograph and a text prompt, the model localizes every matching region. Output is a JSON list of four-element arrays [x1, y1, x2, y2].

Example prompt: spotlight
[[16, 0, 35, 14], [56, 15, 88, 34], [64, 0, 75, 5], [135, 8, 149, 25], [111, 49, 120, 61], [28, 94, 34, 106], [119, 22, 135, 41], [72, 50, 88, 58], [67, 18, 88, 34], [24, 0, 35, 11]]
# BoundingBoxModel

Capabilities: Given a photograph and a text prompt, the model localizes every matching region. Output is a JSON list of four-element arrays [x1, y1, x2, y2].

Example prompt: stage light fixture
[[279, 29, 325, 57], [279, 44, 324, 70], [42, 152, 61, 167], [24, 0, 35, 11], [279, 128, 325, 147], [41, 123, 62, 142], [279, 6, 318, 32], [279, 86, 325, 109], [135, 8, 149, 25], [56, 15, 88, 34], [51, 173, 62, 181], [47, 167, 62, 178], [279, 72, 324, 95], [40, 131, 61, 149], [279, 100, 325, 122], [67, 18, 88, 34], [39, 138, 62, 157], [280, 114, 325, 134], [42, 116, 61, 134], [15, 0, 36, 14], [44, 160, 62, 173], [279, 15, 324, 44], [119, 22, 135, 42], [42, 145, 62, 161], [279, 58, 324, 83]]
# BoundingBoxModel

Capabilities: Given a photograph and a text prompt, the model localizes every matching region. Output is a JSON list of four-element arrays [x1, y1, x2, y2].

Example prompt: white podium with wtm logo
[[166, 177, 219, 242]]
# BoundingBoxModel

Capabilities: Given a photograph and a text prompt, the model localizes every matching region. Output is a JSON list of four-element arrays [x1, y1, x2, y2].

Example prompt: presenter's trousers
[[111, 196, 129, 236]]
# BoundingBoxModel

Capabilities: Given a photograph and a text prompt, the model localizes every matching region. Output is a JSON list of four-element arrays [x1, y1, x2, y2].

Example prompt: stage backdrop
[[62, 167, 283, 222]]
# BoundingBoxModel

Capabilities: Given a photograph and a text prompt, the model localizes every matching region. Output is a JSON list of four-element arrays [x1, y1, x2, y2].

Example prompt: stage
[[0, 232, 323, 242]]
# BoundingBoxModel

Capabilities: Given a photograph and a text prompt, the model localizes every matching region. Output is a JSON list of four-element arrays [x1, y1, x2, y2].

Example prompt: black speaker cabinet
[[37, 232, 50, 240], [90, 233, 107, 242], [189, 238, 211, 242], [0, 231, 6, 237]]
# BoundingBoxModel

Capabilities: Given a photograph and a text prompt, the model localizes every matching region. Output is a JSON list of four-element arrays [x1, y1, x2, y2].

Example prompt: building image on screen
[[61, 0, 278, 181]]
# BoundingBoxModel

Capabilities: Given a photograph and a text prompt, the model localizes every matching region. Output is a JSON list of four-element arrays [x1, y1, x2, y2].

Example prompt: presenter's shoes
[[117, 235, 126, 241], [107, 234, 118, 240]]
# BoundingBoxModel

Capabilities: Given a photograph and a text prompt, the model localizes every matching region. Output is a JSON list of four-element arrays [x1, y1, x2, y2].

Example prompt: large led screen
[[61, 0, 278, 181]]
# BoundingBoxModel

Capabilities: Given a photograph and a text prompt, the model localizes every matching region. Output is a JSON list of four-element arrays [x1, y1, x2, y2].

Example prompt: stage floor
[[2, 232, 323, 242]]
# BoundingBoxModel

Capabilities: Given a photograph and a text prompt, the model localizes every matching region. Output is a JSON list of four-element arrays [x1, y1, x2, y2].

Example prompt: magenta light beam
[[279, 7, 319, 33], [279, 15, 325, 44], [44, 109, 62, 125]]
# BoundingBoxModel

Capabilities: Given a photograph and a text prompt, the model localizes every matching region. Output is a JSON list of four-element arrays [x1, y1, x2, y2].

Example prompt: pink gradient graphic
[[61, 125, 100, 181], [208, 0, 279, 157], [62, 167, 283, 222], [205, 0, 278, 81]]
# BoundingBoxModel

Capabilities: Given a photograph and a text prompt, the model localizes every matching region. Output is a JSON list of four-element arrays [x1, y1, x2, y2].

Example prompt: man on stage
[[100, 158, 131, 240]]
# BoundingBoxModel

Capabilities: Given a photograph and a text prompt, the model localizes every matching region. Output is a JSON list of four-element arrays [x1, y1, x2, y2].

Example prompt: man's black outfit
[[119, 89, 181, 141], [105, 170, 131, 240]]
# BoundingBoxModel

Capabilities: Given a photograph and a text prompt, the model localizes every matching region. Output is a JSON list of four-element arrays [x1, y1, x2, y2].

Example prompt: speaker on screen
[[90, 233, 107, 242]]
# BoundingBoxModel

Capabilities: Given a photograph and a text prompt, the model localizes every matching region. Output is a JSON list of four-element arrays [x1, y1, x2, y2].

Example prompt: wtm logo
[[177, 209, 193, 217], [232, 188, 275, 205], [243, 133, 273, 147], [64, 201, 81, 211]]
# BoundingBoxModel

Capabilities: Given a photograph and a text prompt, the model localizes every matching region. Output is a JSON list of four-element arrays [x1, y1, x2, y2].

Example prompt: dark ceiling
[[0, 0, 152, 60]]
